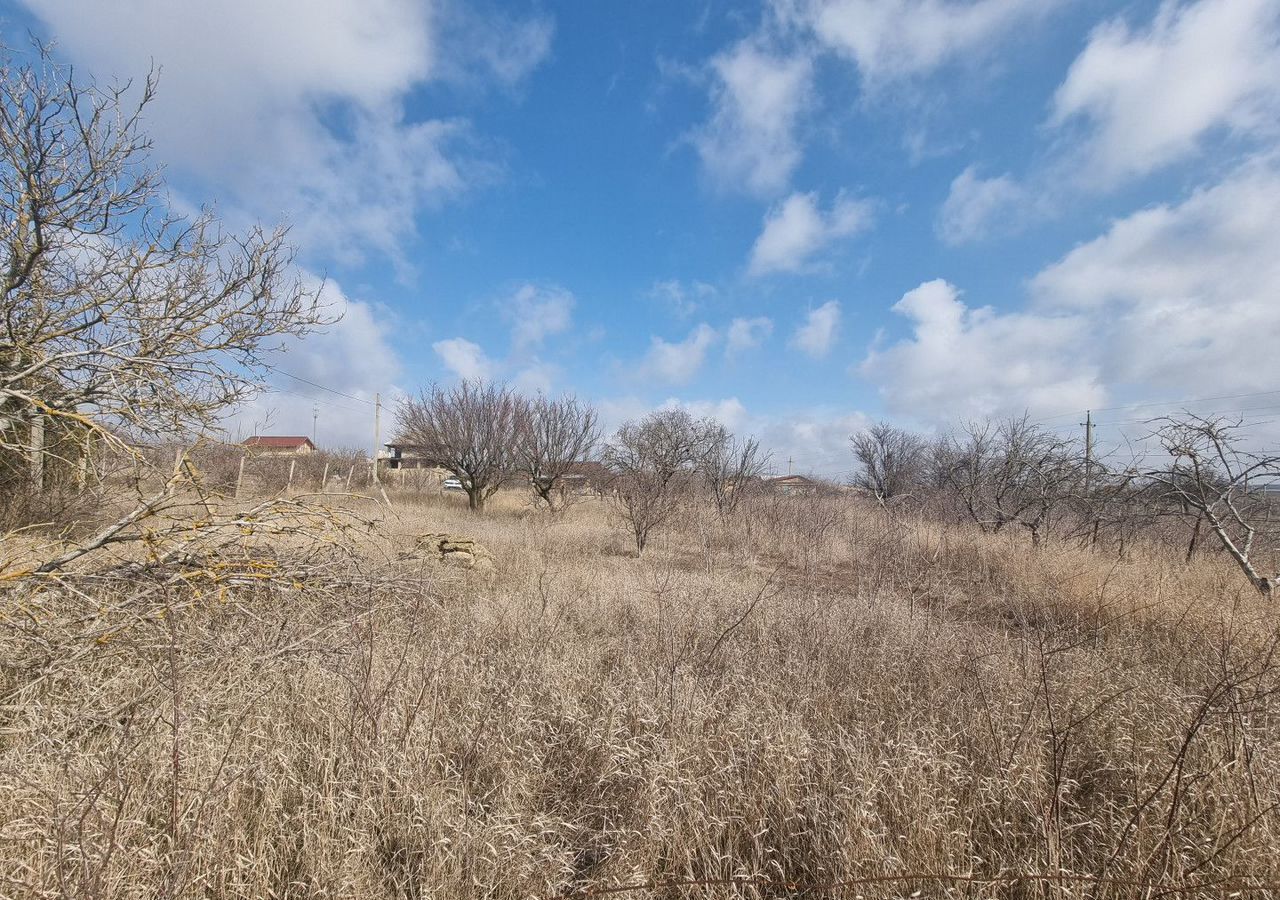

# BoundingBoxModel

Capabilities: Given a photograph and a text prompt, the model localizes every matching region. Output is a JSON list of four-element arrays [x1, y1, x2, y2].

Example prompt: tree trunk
[[29, 414, 44, 492], [1185, 513, 1203, 563], [467, 488, 483, 512]]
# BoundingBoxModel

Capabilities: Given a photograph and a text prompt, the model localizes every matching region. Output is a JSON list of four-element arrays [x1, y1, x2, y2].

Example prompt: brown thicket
[[4, 487, 1280, 898]]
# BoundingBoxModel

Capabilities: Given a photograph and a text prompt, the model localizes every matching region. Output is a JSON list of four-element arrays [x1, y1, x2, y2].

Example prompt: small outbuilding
[[242, 435, 317, 456], [767, 474, 819, 495]]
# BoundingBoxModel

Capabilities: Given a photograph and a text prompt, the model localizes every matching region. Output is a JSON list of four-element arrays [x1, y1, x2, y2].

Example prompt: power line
[[1034, 388, 1280, 424], [266, 386, 368, 416], [1093, 403, 1280, 428], [267, 367, 375, 406]]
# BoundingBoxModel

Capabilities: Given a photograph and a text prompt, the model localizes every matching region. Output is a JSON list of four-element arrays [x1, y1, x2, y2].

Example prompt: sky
[[7, 0, 1280, 476]]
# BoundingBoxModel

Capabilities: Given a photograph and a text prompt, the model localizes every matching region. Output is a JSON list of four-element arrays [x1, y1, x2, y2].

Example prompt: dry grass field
[[3, 487, 1280, 898]]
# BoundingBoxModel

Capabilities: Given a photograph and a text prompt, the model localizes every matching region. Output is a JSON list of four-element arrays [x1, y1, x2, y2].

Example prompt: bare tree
[[702, 426, 770, 520], [604, 408, 718, 554], [517, 394, 599, 510], [395, 380, 524, 512], [1145, 414, 1280, 597], [0, 49, 338, 572], [850, 422, 927, 506], [937, 415, 1082, 545], [0, 49, 325, 489]]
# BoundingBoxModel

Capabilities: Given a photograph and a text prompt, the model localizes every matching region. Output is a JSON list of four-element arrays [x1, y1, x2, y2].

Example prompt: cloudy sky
[[9, 0, 1280, 475]]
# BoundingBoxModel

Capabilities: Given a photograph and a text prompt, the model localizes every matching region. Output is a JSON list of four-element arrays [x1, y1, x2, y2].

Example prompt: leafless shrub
[[517, 394, 599, 511], [936, 415, 1083, 545], [603, 408, 719, 555], [850, 421, 928, 507], [701, 426, 770, 521], [1144, 414, 1280, 596], [395, 380, 524, 512]]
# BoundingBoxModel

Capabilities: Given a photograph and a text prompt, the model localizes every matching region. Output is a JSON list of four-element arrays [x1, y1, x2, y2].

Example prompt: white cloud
[[794, 0, 1055, 84], [598, 393, 873, 477], [1031, 158, 1280, 393], [433, 337, 495, 381], [694, 40, 814, 195], [21, 0, 553, 267], [440, 8, 555, 87], [790, 301, 842, 358], [669, 397, 870, 477], [507, 283, 574, 349], [224, 275, 401, 450], [936, 166, 1026, 244], [866, 159, 1280, 420], [596, 395, 654, 438], [756, 409, 871, 478], [661, 397, 751, 432], [650, 279, 717, 318], [642, 324, 719, 384], [1051, 0, 1280, 183], [726, 316, 775, 354], [512, 361, 559, 395], [748, 191, 872, 275], [861, 280, 1101, 420]]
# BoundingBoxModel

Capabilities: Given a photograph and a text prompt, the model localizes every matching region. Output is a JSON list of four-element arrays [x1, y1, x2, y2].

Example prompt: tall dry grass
[[2, 488, 1279, 898]]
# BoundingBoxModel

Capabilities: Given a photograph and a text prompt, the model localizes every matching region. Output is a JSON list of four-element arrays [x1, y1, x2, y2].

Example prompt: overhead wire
[[265, 385, 369, 417], [1033, 388, 1280, 424], [266, 366, 376, 406]]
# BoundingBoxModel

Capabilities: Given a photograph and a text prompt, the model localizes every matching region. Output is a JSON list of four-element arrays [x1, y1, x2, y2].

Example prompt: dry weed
[[2, 490, 1278, 898]]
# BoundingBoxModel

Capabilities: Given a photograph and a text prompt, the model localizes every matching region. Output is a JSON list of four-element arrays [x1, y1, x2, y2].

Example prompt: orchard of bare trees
[[849, 414, 1280, 598], [394, 383, 769, 552], [391, 372, 1280, 599]]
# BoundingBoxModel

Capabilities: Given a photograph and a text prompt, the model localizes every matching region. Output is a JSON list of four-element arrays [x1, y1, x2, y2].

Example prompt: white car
[[442, 477, 465, 492]]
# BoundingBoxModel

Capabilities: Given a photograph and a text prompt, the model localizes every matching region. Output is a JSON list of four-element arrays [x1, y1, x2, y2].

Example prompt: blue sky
[[8, 0, 1280, 474]]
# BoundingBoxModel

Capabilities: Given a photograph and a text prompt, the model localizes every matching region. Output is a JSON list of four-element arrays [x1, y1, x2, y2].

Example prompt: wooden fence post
[[286, 459, 296, 495], [235, 454, 246, 500]]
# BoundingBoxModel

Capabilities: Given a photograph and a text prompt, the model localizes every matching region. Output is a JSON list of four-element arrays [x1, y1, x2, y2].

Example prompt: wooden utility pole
[[1082, 410, 1094, 493], [372, 392, 381, 485], [312, 404, 318, 446]]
